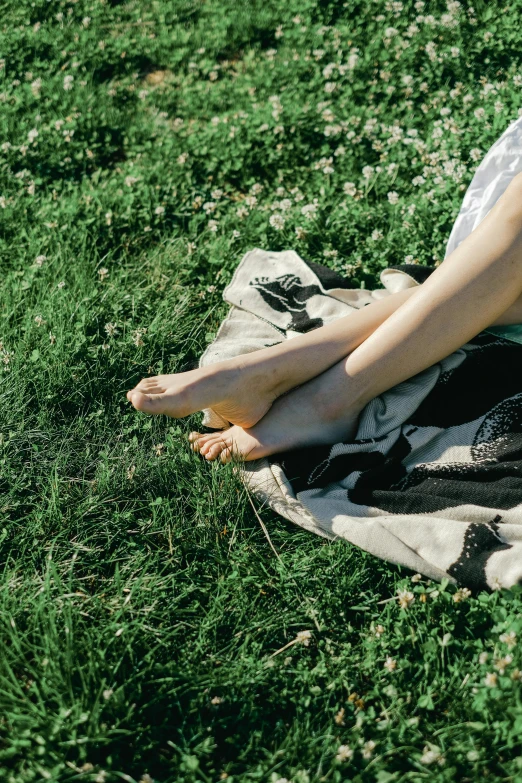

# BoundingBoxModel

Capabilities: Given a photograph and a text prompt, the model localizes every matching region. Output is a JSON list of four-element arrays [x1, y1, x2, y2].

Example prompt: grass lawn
[[2, 0, 522, 781]]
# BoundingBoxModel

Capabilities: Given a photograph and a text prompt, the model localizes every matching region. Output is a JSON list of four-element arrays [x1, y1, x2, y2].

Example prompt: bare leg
[[127, 287, 420, 427], [127, 254, 522, 430], [193, 174, 522, 461]]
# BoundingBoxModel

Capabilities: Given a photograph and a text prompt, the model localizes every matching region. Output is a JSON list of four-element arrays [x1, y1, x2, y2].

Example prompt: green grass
[[2, 0, 522, 780]]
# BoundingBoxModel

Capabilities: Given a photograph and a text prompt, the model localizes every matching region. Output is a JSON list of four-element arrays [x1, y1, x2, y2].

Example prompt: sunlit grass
[[1, 1, 522, 781]]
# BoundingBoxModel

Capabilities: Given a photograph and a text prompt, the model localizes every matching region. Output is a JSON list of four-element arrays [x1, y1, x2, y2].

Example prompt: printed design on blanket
[[200, 248, 522, 591], [250, 274, 324, 332], [447, 515, 512, 591]]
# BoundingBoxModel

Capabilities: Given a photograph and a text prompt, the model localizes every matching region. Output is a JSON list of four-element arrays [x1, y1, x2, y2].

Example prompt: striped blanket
[[199, 249, 522, 591]]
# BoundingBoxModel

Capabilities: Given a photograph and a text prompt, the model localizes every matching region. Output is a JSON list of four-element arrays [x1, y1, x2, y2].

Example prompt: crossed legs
[[127, 173, 522, 462]]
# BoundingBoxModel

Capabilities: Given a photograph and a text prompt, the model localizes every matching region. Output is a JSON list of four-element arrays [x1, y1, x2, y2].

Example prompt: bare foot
[[188, 362, 362, 462], [126, 360, 281, 429]]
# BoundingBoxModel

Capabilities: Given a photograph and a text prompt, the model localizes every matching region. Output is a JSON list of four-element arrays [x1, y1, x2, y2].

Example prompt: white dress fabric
[[445, 113, 522, 259]]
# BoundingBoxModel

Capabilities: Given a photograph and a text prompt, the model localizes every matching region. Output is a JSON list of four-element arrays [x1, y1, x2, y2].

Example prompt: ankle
[[236, 351, 287, 397]]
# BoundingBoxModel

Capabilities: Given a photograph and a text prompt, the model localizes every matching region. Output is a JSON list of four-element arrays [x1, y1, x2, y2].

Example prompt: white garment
[[445, 114, 522, 257]]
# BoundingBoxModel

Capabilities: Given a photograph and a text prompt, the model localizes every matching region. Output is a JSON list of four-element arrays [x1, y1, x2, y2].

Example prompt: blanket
[[198, 114, 522, 591]]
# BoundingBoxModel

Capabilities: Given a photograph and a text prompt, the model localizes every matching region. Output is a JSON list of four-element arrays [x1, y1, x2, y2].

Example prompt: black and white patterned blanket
[[199, 249, 522, 591]]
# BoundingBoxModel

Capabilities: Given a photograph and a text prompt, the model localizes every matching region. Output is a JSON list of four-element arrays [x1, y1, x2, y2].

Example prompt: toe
[[128, 390, 168, 415], [189, 431, 202, 451], [205, 441, 228, 461], [136, 378, 165, 393], [220, 447, 233, 464], [199, 436, 222, 456], [195, 431, 228, 454], [189, 431, 218, 453]]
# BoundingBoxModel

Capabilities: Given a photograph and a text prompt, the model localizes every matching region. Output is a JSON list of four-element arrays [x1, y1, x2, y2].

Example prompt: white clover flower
[[63, 75, 74, 91], [362, 740, 376, 759], [479, 651, 489, 664], [295, 226, 307, 239], [412, 175, 426, 186], [177, 152, 188, 165], [387, 191, 399, 204], [104, 322, 117, 337], [371, 229, 383, 241], [232, 229, 241, 238], [98, 267, 109, 281], [31, 78, 42, 96], [347, 51, 359, 69], [296, 630, 311, 645], [374, 624, 385, 637], [397, 589, 415, 608], [335, 744, 353, 762], [27, 128, 38, 143], [385, 26, 399, 37], [34, 315, 46, 327], [202, 202, 216, 214], [131, 329, 145, 348], [323, 63, 336, 79], [453, 587, 472, 602], [154, 206, 165, 216], [269, 214, 285, 230], [343, 182, 357, 197], [484, 672, 498, 687], [208, 219, 219, 232], [411, 573, 422, 583], [362, 165, 374, 180], [494, 654, 513, 674], [420, 745, 444, 765], [499, 631, 517, 649], [35, 255, 46, 266], [125, 176, 139, 187], [324, 81, 337, 94], [301, 203, 318, 220], [57, 281, 65, 289], [384, 656, 396, 672]]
